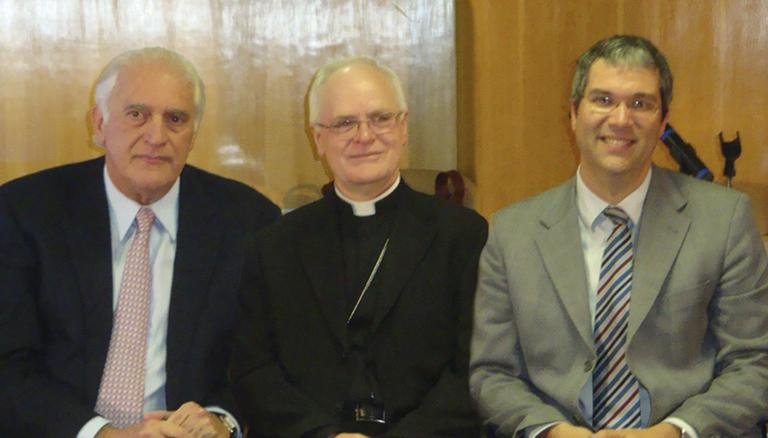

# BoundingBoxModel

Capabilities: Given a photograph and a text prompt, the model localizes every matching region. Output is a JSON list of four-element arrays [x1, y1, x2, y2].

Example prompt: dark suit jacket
[[231, 184, 488, 437], [0, 157, 280, 437], [470, 166, 768, 437]]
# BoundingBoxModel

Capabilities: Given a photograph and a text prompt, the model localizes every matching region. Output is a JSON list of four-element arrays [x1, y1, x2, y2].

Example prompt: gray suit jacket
[[470, 166, 768, 437]]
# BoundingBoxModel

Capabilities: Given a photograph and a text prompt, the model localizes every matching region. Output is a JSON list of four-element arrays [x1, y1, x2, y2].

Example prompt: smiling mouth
[[599, 136, 636, 148], [348, 151, 383, 160]]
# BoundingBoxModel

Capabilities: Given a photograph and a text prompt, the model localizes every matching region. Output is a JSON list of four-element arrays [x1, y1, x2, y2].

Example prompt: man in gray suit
[[470, 35, 768, 438]]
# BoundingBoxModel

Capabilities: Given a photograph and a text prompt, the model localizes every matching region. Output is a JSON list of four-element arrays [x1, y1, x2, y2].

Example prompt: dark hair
[[571, 35, 673, 117]]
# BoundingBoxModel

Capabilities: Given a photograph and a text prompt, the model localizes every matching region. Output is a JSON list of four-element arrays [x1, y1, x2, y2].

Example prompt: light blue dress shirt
[[77, 167, 240, 437]]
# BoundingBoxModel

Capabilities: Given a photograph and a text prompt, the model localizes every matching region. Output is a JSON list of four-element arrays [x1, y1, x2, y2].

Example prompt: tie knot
[[603, 206, 630, 226], [135, 207, 155, 234]]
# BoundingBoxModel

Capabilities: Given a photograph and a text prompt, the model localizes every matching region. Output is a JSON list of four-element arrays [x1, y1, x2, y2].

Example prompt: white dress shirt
[[78, 167, 239, 437]]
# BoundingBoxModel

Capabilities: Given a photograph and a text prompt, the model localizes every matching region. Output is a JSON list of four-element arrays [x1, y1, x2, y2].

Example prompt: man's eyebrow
[[124, 103, 149, 112], [165, 108, 191, 116], [331, 110, 393, 120], [331, 114, 357, 120], [632, 92, 659, 100], [587, 89, 659, 99]]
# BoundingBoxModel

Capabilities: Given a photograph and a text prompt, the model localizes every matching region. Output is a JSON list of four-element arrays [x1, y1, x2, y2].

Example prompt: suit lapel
[[298, 197, 349, 348], [61, 158, 114, 399], [628, 167, 690, 342], [166, 167, 222, 382], [534, 179, 594, 350], [370, 186, 436, 332]]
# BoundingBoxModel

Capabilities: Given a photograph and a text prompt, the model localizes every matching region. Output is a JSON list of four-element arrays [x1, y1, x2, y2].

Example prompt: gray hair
[[307, 56, 407, 123], [571, 35, 673, 117], [93, 47, 206, 130]]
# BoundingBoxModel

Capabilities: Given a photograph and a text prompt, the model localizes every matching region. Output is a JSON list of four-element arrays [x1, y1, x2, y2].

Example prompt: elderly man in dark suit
[[470, 35, 768, 438], [0, 47, 280, 438], [231, 57, 488, 437]]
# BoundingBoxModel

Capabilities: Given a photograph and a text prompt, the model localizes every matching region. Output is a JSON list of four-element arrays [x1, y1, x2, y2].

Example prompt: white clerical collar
[[103, 165, 180, 242], [575, 166, 651, 230], [335, 175, 401, 217]]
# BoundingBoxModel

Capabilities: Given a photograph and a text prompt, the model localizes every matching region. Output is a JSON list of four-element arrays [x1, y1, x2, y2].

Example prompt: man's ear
[[659, 110, 670, 138], [91, 106, 106, 147], [312, 126, 326, 157], [401, 112, 409, 144], [569, 99, 578, 132]]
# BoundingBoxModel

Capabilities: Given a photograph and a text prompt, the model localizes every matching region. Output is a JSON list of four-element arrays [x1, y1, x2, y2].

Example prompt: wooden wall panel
[[3, 0, 766, 220], [458, 0, 768, 221], [0, 0, 456, 208]]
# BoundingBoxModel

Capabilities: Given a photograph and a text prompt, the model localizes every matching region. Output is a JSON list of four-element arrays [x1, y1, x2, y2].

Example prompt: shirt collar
[[335, 174, 401, 217], [576, 166, 652, 230], [103, 165, 180, 242]]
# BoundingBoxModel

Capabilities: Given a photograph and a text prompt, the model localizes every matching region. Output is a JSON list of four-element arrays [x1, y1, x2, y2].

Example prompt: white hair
[[307, 56, 407, 123], [93, 47, 205, 130]]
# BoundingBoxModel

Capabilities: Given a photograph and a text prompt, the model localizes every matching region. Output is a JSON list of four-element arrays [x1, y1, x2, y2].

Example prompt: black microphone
[[660, 124, 714, 181]]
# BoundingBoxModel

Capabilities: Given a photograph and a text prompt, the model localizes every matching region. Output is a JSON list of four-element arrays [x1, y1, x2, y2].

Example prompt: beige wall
[[0, 0, 456, 207], [457, 0, 768, 224], [2, 0, 767, 225]]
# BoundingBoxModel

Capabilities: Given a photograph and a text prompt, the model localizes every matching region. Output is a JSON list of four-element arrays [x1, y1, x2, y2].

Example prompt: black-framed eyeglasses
[[315, 111, 406, 139]]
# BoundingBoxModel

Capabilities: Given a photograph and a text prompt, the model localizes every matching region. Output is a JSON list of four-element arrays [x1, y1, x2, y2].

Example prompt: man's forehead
[[110, 64, 194, 106], [319, 69, 398, 116], [589, 58, 660, 77], [585, 59, 661, 91]]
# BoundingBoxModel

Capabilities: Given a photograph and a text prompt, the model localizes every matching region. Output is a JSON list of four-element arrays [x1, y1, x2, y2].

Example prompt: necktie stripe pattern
[[95, 207, 155, 427], [592, 206, 641, 430]]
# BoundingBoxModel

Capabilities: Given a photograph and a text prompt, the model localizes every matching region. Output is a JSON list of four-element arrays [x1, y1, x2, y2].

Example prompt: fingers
[[165, 401, 227, 438], [144, 410, 173, 421], [168, 401, 206, 426], [544, 423, 595, 438], [137, 418, 190, 438]]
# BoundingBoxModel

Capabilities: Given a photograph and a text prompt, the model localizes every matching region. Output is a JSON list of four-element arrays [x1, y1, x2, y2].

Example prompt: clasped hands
[[96, 401, 230, 438], [545, 422, 681, 438]]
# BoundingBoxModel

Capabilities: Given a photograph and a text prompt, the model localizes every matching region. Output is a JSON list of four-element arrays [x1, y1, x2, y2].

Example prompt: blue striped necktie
[[592, 206, 641, 430]]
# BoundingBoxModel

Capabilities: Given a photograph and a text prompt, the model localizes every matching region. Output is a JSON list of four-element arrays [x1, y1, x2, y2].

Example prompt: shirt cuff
[[527, 422, 560, 438], [664, 417, 699, 438], [206, 405, 242, 438], [77, 416, 111, 438]]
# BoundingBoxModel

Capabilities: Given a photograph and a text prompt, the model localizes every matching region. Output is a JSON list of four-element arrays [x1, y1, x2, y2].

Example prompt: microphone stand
[[719, 131, 742, 188]]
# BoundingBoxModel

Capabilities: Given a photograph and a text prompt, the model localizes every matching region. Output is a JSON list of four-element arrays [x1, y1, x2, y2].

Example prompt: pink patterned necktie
[[95, 207, 155, 427], [592, 206, 641, 430]]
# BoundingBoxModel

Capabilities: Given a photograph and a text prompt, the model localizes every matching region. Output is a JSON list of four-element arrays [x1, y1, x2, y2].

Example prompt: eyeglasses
[[315, 111, 405, 139], [586, 93, 660, 117]]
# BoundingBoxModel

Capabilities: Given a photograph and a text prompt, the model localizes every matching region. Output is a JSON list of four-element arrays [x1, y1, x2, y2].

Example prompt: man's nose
[[144, 116, 168, 145], [353, 120, 375, 142], [608, 102, 632, 126]]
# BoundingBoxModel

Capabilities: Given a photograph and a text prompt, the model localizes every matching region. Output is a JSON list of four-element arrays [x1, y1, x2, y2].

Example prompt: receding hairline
[[93, 47, 205, 129], [111, 60, 197, 101], [586, 57, 663, 85], [308, 57, 407, 123]]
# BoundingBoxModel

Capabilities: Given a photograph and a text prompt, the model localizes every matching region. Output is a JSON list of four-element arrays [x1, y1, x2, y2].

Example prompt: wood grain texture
[[0, 0, 456, 207], [2, 0, 766, 222], [458, 0, 768, 220]]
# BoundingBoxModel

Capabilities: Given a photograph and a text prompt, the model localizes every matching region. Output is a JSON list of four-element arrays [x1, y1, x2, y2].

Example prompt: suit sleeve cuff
[[77, 416, 111, 438], [302, 425, 343, 438], [206, 405, 242, 438], [663, 417, 699, 438]]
